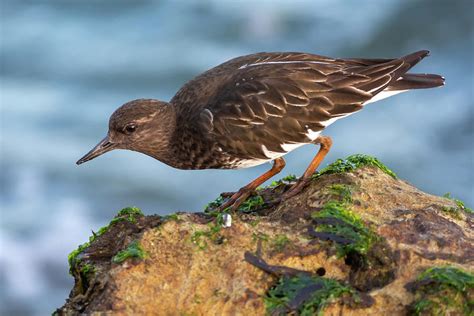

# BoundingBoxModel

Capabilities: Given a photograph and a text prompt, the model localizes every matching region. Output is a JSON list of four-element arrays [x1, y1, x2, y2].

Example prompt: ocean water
[[0, 0, 473, 314]]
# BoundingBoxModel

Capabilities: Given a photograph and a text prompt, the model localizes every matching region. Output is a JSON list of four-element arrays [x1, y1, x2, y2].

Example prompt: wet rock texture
[[57, 166, 473, 315]]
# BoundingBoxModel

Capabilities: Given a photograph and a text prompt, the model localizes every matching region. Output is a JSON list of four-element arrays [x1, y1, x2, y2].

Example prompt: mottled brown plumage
[[77, 50, 444, 210]]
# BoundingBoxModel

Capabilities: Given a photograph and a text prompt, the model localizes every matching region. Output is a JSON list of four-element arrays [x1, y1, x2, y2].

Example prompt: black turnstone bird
[[77, 50, 444, 210]]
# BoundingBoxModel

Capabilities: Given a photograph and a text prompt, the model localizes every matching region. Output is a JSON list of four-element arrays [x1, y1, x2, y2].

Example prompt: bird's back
[[168, 51, 443, 169]]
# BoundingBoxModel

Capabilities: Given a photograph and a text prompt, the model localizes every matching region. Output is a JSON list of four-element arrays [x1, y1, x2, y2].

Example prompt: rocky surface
[[56, 155, 473, 315]]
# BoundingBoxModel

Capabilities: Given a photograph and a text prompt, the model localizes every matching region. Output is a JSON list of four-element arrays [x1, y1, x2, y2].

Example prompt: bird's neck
[[133, 102, 178, 164]]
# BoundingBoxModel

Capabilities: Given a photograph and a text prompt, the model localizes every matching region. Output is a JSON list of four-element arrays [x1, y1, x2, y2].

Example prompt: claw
[[216, 158, 287, 212], [217, 188, 253, 212], [220, 192, 235, 198], [229, 191, 253, 212], [281, 178, 311, 200]]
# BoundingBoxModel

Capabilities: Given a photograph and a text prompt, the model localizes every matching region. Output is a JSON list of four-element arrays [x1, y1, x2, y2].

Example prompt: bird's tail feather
[[387, 50, 445, 91], [387, 73, 445, 91], [400, 50, 431, 69]]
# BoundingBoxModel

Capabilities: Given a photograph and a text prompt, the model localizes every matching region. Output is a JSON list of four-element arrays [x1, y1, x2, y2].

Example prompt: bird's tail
[[387, 50, 445, 91], [387, 73, 445, 91]]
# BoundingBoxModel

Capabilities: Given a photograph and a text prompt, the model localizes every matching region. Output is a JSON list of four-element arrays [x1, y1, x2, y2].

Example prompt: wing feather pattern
[[187, 50, 437, 160]]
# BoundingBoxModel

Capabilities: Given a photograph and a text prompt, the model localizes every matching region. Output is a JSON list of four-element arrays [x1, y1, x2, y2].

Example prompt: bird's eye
[[124, 124, 137, 134]]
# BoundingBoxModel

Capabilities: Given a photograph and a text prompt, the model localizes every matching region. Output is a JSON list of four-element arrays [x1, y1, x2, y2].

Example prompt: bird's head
[[76, 99, 174, 165]]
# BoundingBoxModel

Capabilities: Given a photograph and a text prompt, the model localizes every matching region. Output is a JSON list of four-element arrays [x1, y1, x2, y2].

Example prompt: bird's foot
[[281, 177, 311, 200], [218, 187, 254, 212]]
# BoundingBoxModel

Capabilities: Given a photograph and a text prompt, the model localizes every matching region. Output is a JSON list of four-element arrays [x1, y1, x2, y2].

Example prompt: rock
[[56, 155, 473, 315]]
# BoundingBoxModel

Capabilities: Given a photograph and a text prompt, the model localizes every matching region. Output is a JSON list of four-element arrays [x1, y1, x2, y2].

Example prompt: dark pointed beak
[[76, 136, 116, 165]]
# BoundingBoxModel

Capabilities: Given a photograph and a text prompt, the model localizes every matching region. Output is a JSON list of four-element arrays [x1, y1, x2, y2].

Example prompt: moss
[[190, 230, 207, 250], [417, 266, 474, 293], [205, 193, 265, 213], [238, 195, 264, 212], [408, 266, 474, 315], [249, 215, 261, 227], [311, 184, 395, 291], [443, 193, 473, 215], [282, 174, 298, 182], [272, 234, 291, 252], [116, 206, 143, 217], [111, 206, 143, 224], [204, 196, 225, 212], [268, 174, 297, 187], [163, 213, 180, 221], [67, 207, 144, 273], [95, 206, 143, 237], [112, 240, 147, 264], [77, 263, 96, 292], [80, 263, 95, 277], [327, 184, 353, 204], [311, 201, 379, 257], [411, 299, 433, 315], [191, 214, 225, 250], [252, 232, 269, 243], [68, 243, 90, 274], [441, 206, 463, 220], [204, 173, 295, 213], [190, 225, 224, 250], [265, 274, 356, 316], [312, 183, 375, 257], [317, 154, 397, 179], [190, 228, 219, 250]]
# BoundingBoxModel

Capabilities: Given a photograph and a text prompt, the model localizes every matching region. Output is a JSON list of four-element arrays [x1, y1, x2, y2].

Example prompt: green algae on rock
[[317, 154, 397, 179], [190, 224, 224, 250], [327, 184, 353, 204], [163, 212, 181, 221], [443, 193, 473, 215], [407, 266, 474, 315], [265, 274, 357, 316], [310, 192, 396, 291], [68, 243, 91, 274], [204, 196, 226, 212], [205, 193, 265, 213], [271, 234, 291, 252], [112, 240, 147, 263], [75, 263, 96, 294], [268, 174, 297, 188], [312, 184, 371, 256], [238, 195, 265, 212], [441, 206, 463, 220], [190, 213, 226, 250], [113, 206, 144, 223], [311, 201, 378, 257], [68, 206, 144, 273]]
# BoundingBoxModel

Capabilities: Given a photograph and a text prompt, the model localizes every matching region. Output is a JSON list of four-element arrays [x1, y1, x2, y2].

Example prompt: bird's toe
[[282, 178, 311, 200]]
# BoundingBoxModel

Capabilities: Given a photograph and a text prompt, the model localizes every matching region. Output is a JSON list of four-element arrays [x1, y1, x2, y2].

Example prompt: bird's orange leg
[[219, 158, 286, 211], [282, 136, 333, 199]]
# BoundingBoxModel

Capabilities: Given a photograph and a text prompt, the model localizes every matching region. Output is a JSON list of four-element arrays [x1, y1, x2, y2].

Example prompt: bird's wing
[[196, 52, 408, 159]]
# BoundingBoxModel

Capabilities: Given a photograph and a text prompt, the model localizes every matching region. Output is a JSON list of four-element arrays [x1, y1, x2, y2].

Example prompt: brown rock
[[57, 165, 473, 315]]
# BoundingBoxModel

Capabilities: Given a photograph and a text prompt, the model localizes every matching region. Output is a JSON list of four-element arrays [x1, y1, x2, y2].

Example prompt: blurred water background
[[0, 0, 473, 314]]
